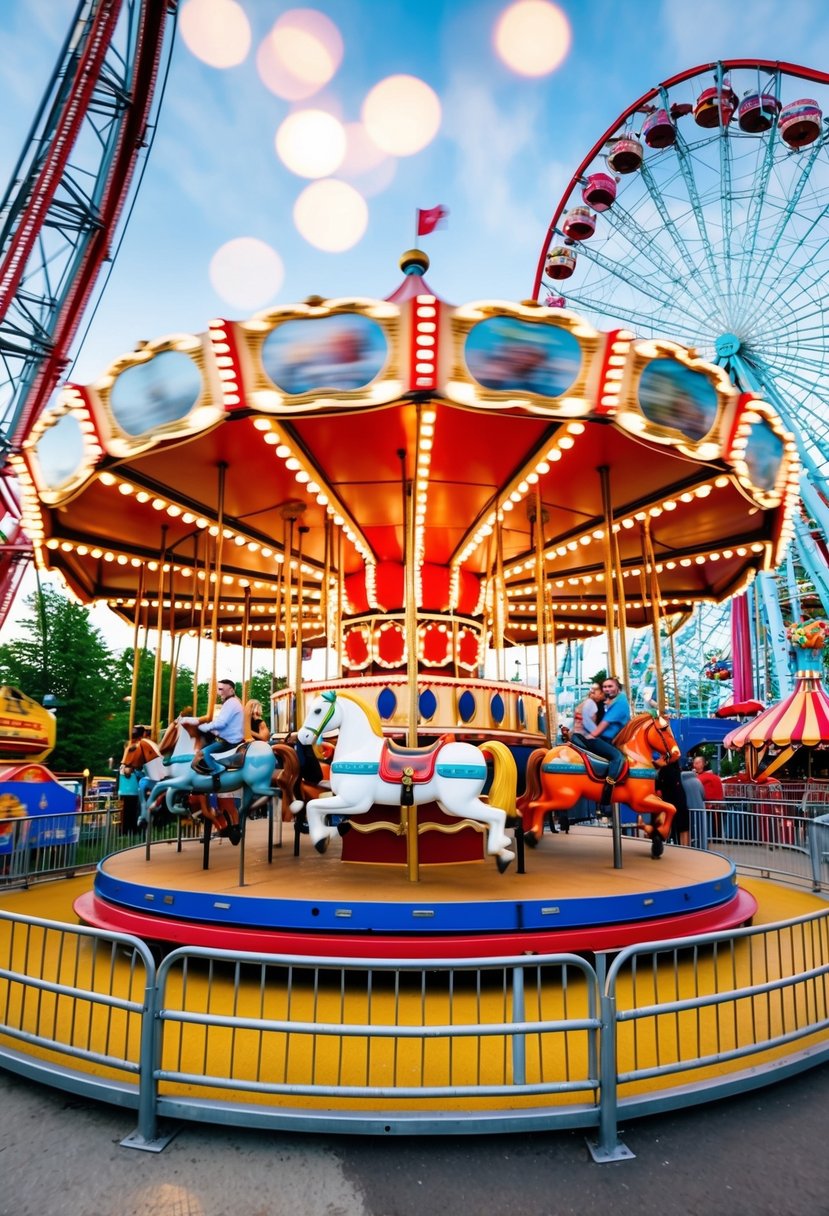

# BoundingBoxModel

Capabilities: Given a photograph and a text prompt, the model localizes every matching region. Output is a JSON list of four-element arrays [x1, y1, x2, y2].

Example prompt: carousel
[[13, 251, 799, 958]]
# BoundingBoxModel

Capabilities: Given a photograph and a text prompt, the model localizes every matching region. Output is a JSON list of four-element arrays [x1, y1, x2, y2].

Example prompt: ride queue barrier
[[1, 905, 829, 1158], [2, 798, 829, 1157]]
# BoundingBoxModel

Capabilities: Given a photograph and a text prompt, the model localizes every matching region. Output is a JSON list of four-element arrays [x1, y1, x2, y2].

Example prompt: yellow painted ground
[[0, 873, 827, 1114]]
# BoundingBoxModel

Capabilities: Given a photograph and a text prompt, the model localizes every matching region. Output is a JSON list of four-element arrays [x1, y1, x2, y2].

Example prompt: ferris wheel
[[533, 60, 829, 488], [534, 60, 829, 708]]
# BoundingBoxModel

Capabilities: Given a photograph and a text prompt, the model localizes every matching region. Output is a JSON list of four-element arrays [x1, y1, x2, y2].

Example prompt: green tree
[[0, 585, 121, 773]]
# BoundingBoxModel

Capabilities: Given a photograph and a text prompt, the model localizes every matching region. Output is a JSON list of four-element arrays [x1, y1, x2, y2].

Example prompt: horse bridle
[[307, 691, 338, 745], [647, 716, 678, 765]]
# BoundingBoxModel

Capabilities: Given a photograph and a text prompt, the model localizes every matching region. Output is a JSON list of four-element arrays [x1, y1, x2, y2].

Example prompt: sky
[[0, 0, 827, 672]]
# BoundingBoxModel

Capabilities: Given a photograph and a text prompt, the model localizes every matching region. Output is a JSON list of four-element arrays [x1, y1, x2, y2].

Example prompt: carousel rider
[[580, 676, 631, 803], [181, 679, 245, 776]]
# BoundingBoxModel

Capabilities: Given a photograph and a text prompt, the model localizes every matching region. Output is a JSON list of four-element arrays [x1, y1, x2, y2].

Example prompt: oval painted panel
[[743, 421, 784, 493], [464, 316, 581, 397], [517, 696, 526, 728], [35, 414, 86, 487], [262, 314, 388, 395], [637, 360, 718, 441], [418, 688, 438, 722], [490, 693, 506, 725], [458, 690, 476, 724], [376, 687, 397, 721], [110, 350, 203, 435]]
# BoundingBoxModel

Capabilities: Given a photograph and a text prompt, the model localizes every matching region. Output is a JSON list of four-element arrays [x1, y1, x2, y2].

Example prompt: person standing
[[582, 676, 631, 803], [182, 679, 244, 775], [692, 754, 725, 838], [118, 725, 147, 835]]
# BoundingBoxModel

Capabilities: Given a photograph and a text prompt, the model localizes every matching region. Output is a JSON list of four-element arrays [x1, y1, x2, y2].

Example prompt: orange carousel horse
[[520, 712, 681, 859]]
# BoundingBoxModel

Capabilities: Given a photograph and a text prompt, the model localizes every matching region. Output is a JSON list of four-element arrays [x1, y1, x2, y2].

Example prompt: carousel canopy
[[15, 252, 799, 669]]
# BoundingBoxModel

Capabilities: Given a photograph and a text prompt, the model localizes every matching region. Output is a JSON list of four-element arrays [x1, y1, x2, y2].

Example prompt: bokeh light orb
[[361, 75, 441, 156], [256, 8, 343, 101], [293, 180, 368, 252], [209, 238, 284, 310], [275, 110, 347, 178], [494, 0, 571, 76], [179, 0, 251, 69]]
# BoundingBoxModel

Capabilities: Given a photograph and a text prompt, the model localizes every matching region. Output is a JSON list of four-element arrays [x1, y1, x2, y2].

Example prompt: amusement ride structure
[[535, 60, 829, 711], [1, 26, 829, 1150]]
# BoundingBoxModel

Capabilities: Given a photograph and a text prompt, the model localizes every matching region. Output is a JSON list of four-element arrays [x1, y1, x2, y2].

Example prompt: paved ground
[[2, 1062, 828, 1216]]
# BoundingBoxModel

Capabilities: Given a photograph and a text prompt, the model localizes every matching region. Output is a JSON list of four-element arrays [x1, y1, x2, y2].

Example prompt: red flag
[[416, 205, 448, 236]]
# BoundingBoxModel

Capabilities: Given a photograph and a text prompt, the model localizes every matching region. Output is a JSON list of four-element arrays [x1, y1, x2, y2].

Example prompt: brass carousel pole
[[241, 584, 251, 704], [271, 520, 285, 724], [207, 464, 228, 717], [128, 565, 146, 736], [279, 502, 304, 730], [150, 526, 167, 739], [494, 502, 506, 683], [642, 519, 666, 709], [598, 466, 619, 679], [607, 479, 630, 691], [166, 562, 177, 727], [336, 528, 344, 680], [294, 525, 308, 730], [546, 583, 557, 744], [399, 445, 420, 882], [533, 489, 552, 745], [193, 536, 209, 716], [323, 515, 331, 681]]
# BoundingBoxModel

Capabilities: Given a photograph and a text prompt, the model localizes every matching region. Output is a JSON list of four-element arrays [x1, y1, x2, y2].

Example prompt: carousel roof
[[15, 252, 799, 654]]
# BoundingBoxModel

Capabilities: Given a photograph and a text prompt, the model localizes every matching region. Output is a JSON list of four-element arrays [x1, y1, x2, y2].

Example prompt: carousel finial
[[400, 248, 430, 275]]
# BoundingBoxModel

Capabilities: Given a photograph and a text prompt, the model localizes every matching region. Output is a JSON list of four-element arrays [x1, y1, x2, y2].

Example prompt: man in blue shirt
[[584, 676, 631, 802], [183, 679, 245, 775]]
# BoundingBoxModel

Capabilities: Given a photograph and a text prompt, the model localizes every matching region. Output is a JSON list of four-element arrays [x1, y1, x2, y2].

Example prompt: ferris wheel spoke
[[742, 138, 826, 301], [672, 129, 722, 288], [736, 74, 783, 300], [557, 288, 711, 345], [559, 239, 714, 330], [638, 160, 704, 285], [589, 198, 703, 302]]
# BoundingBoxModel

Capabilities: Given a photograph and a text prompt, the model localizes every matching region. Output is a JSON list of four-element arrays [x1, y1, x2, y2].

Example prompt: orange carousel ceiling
[[15, 253, 799, 653]]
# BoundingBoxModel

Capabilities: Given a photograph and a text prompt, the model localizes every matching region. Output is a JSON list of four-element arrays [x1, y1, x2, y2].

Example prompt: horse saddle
[[567, 739, 629, 785], [378, 736, 447, 785], [192, 743, 249, 776]]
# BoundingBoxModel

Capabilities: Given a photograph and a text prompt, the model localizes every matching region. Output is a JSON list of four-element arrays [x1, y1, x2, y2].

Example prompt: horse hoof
[[523, 831, 539, 848], [228, 825, 242, 846], [650, 834, 664, 859], [314, 836, 329, 854], [337, 820, 351, 837], [496, 854, 513, 874]]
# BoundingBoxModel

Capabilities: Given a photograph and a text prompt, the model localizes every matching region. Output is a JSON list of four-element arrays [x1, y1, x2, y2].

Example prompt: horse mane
[[614, 712, 655, 748], [335, 690, 384, 737]]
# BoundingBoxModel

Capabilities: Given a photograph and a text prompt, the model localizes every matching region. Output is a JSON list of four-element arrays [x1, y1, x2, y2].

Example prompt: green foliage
[[0, 585, 121, 773]]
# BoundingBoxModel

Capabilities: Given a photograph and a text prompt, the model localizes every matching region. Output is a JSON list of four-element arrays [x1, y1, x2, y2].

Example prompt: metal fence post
[[586, 991, 634, 1163], [511, 963, 525, 1085], [120, 961, 178, 1152]]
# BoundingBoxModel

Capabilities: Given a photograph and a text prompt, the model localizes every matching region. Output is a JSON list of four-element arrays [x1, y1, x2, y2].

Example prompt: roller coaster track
[[0, 0, 176, 627]]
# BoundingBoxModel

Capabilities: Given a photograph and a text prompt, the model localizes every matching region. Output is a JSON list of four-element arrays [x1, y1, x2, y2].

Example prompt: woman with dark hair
[[655, 759, 690, 846]]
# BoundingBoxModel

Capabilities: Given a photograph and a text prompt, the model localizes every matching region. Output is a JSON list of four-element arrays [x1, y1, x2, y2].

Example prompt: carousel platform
[[75, 821, 756, 959]]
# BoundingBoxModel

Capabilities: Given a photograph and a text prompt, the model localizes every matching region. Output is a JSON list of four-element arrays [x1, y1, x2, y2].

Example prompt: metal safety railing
[[2, 901, 829, 1155]]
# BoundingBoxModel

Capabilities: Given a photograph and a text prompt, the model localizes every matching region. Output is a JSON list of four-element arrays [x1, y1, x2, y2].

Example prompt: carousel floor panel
[[75, 823, 756, 958]]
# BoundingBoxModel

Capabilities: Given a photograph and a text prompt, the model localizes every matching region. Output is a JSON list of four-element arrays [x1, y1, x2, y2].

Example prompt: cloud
[[659, 0, 829, 68]]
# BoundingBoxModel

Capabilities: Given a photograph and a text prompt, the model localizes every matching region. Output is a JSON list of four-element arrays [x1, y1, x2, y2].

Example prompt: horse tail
[[479, 740, 517, 817], [516, 747, 546, 816]]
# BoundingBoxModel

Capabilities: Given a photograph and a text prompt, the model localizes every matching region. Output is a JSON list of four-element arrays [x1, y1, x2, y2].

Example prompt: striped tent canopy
[[724, 621, 829, 777]]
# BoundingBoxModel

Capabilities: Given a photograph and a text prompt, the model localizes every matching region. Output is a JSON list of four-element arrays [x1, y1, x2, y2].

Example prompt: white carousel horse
[[296, 690, 517, 872], [138, 718, 300, 831]]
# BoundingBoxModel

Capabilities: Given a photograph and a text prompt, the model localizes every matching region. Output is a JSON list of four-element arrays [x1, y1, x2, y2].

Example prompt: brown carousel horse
[[141, 712, 301, 843], [521, 712, 681, 859]]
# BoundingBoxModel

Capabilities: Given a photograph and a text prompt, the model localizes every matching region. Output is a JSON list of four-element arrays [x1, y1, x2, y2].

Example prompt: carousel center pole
[[400, 445, 420, 883]]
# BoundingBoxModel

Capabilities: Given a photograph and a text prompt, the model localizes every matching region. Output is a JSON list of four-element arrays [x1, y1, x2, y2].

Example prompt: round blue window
[[517, 696, 526, 728], [377, 687, 397, 721], [490, 693, 505, 725], [418, 688, 438, 721], [458, 690, 476, 724]]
